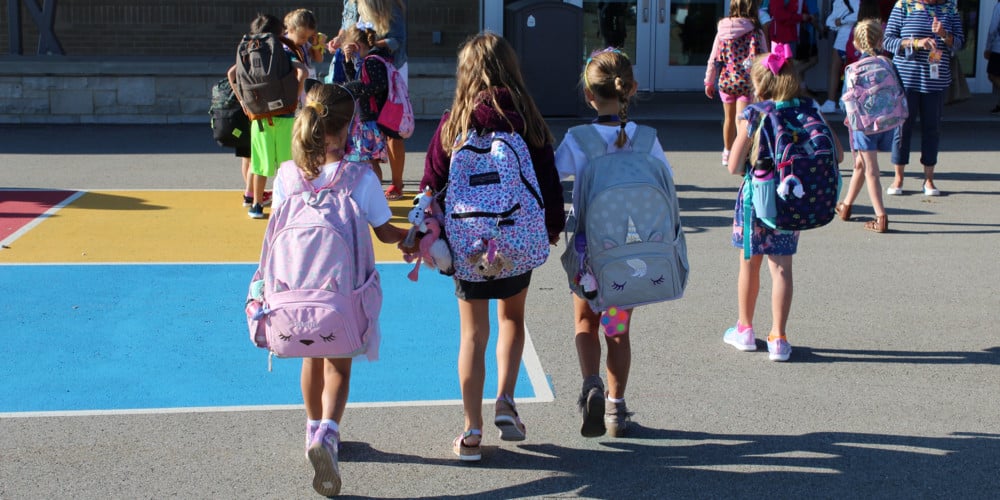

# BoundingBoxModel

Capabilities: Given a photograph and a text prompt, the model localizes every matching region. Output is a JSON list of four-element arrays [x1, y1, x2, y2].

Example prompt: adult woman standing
[[882, 0, 963, 196]]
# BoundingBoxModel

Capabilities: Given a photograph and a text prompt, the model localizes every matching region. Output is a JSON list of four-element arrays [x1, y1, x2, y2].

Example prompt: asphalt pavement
[[1, 92, 999, 499]]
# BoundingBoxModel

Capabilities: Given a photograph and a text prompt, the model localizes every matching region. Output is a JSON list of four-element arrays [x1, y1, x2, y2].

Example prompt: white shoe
[[723, 325, 757, 352], [886, 186, 904, 196], [923, 183, 941, 196], [820, 101, 838, 114]]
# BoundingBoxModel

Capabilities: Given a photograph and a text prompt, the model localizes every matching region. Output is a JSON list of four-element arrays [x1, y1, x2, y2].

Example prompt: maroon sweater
[[421, 88, 565, 242]]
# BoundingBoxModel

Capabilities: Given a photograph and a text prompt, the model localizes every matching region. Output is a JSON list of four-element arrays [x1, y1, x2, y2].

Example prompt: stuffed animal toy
[[403, 187, 453, 281], [467, 237, 513, 279]]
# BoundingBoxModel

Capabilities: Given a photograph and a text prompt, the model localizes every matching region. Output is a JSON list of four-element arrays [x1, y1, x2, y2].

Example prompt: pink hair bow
[[763, 42, 793, 75]]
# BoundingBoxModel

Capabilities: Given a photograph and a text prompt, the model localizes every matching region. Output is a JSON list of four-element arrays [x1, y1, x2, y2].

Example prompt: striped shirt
[[883, 0, 965, 93]]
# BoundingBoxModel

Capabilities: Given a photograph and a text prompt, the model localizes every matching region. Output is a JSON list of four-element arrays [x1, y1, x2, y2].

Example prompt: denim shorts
[[851, 129, 894, 152]]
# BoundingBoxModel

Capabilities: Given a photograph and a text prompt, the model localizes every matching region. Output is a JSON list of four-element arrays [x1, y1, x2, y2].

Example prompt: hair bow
[[356, 20, 374, 31], [763, 42, 792, 75]]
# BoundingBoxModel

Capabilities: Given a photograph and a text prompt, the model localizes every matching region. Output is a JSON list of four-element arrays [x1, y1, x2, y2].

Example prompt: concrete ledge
[[0, 56, 456, 124]]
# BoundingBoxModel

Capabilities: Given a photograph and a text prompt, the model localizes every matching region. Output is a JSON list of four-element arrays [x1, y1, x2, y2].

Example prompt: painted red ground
[[0, 190, 78, 241]]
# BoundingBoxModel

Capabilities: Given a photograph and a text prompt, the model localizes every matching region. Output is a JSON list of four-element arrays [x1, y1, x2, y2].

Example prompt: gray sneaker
[[577, 376, 606, 438], [605, 399, 633, 438]]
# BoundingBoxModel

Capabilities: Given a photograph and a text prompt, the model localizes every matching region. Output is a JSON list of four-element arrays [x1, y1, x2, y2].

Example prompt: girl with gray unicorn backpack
[[556, 47, 688, 439]]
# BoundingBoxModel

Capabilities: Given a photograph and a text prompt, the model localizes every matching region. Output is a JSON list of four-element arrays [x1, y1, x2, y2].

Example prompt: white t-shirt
[[272, 161, 392, 228], [554, 122, 674, 205]]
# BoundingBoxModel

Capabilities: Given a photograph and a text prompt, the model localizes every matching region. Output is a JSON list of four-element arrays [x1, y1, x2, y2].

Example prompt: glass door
[[581, 0, 724, 91]]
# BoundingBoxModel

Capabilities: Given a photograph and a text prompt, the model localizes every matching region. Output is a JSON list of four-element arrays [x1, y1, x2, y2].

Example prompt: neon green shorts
[[250, 116, 294, 177]]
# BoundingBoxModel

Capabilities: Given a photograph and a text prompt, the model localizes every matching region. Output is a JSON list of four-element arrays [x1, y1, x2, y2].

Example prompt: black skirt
[[454, 271, 532, 300]]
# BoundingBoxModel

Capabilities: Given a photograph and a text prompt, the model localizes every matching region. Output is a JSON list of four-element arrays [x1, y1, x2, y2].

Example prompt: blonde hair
[[852, 19, 883, 56], [292, 84, 357, 179], [583, 48, 635, 148], [284, 8, 316, 32], [342, 24, 378, 50], [357, 0, 405, 36], [750, 53, 801, 101], [440, 31, 553, 154]]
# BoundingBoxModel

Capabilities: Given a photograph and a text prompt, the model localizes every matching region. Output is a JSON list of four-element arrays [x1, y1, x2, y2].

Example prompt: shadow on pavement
[[338, 428, 1000, 499]]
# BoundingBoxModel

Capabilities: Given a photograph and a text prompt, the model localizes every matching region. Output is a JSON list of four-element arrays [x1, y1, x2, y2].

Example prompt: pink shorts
[[719, 90, 752, 104]]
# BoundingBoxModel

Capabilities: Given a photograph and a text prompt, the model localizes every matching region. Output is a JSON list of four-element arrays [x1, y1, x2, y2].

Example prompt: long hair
[[292, 84, 357, 179], [440, 31, 553, 154], [729, 0, 761, 28], [750, 53, 802, 101], [357, 0, 405, 37], [852, 18, 883, 56]]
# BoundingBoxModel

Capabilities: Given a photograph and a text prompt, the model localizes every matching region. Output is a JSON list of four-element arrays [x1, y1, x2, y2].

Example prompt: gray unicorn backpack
[[560, 124, 689, 312]]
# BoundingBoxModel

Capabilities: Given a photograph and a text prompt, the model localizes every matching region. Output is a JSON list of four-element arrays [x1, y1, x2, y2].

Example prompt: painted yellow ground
[[0, 190, 416, 263]]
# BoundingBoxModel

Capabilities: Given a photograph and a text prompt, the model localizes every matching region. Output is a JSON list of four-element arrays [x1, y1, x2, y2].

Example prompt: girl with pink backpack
[[261, 83, 413, 496]]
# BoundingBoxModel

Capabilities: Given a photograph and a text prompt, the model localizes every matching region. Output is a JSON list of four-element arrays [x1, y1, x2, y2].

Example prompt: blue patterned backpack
[[743, 98, 841, 256]]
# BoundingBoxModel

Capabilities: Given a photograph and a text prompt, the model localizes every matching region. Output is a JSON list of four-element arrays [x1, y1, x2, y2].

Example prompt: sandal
[[494, 395, 526, 441], [864, 215, 889, 233], [384, 185, 404, 201], [835, 202, 852, 221], [452, 429, 482, 461]]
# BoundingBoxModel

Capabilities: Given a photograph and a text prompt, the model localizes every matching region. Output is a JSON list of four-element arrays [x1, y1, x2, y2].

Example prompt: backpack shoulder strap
[[328, 161, 369, 194], [630, 125, 657, 155], [277, 160, 313, 196], [567, 125, 608, 161]]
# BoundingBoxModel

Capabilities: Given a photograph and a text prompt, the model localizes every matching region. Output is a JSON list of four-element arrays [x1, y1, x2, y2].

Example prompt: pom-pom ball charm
[[600, 307, 630, 337]]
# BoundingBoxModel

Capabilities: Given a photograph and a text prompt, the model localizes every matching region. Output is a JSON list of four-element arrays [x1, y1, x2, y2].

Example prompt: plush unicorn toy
[[403, 187, 453, 281]]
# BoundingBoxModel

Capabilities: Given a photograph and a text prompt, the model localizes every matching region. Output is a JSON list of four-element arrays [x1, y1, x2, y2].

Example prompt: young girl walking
[[724, 43, 844, 361], [421, 31, 564, 461], [705, 0, 766, 165], [836, 19, 894, 233], [340, 22, 392, 185], [555, 48, 676, 438], [271, 83, 411, 496]]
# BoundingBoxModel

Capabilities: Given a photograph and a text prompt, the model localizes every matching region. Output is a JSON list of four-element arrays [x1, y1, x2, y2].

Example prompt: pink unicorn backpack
[[361, 54, 414, 139], [246, 160, 382, 363]]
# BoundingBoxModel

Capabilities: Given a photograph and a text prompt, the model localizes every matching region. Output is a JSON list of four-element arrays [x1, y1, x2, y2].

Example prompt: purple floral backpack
[[444, 130, 549, 282], [246, 161, 382, 363]]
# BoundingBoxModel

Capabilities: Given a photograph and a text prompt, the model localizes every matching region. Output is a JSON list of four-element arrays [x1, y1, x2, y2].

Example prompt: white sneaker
[[723, 325, 757, 351], [767, 336, 792, 362], [819, 101, 838, 114]]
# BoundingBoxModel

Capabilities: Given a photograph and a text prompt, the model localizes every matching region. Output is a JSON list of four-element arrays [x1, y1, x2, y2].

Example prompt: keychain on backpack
[[601, 306, 630, 337], [573, 232, 599, 299]]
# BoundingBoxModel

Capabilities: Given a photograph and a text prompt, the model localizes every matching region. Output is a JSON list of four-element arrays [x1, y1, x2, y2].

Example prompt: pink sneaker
[[307, 423, 342, 496]]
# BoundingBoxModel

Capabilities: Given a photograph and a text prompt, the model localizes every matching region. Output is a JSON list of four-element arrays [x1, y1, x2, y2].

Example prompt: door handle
[[658, 0, 667, 23], [642, 0, 650, 22]]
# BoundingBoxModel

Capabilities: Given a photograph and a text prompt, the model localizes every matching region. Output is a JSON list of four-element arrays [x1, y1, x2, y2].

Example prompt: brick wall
[[2, 0, 479, 58]]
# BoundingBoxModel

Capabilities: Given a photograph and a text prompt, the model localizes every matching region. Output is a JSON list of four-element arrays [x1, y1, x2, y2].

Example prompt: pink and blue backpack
[[444, 130, 549, 282], [841, 55, 908, 135], [743, 98, 841, 257], [246, 160, 382, 363]]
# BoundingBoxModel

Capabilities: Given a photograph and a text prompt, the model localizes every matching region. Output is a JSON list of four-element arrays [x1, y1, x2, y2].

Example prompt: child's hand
[[705, 84, 715, 99], [398, 233, 422, 255]]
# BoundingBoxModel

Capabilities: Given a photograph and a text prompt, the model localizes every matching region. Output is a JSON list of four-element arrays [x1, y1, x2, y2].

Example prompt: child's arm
[[373, 222, 409, 245], [728, 117, 752, 176], [293, 61, 309, 99], [704, 31, 722, 98], [420, 113, 451, 193]]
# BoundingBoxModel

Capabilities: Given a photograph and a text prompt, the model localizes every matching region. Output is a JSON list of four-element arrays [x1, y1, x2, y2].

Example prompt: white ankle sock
[[320, 419, 340, 434], [607, 396, 624, 404]]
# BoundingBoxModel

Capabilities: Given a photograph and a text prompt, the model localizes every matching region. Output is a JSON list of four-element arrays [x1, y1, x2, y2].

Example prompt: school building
[[0, 0, 995, 124]]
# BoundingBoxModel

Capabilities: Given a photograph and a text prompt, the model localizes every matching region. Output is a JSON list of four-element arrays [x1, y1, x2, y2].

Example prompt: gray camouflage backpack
[[560, 124, 688, 312]]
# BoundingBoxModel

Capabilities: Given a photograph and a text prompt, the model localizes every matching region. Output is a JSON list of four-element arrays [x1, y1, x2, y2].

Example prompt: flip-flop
[[384, 185, 403, 201]]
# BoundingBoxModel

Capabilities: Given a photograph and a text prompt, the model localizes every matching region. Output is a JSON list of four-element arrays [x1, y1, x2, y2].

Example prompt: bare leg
[[322, 358, 352, 422], [252, 173, 267, 206], [604, 317, 631, 400], [826, 51, 843, 104], [722, 101, 737, 151], [860, 151, 886, 216], [737, 254, 764, 328], [890, 164, 905, 191], [767, 255, 794, 338], [370, 160, 383, 184], [923, 164, 936, 191], [457, 298, 490, 432], [386, 137, 405, 192], [841, 151, 866, 207], [574, 295, 602, 379], [241, 157, 252, 195], [495, 288, 527, 399], [302, 358, 324, 421]]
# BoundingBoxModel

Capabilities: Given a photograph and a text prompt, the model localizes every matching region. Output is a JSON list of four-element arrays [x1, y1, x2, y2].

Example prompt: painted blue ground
[[0, 263, 533, 413]]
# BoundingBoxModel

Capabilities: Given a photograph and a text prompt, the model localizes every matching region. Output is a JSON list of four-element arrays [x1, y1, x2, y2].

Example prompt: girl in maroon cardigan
[[421, 31, 564, 462]]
